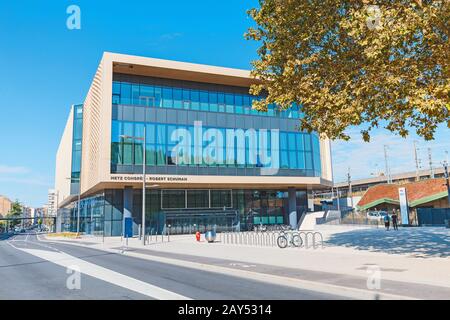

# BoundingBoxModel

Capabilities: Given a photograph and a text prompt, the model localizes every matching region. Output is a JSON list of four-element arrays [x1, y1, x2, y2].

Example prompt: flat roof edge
[[104, 52, 253, 80]]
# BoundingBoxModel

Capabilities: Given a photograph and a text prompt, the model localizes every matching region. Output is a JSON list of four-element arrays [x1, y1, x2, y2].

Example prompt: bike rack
[[313, 232, 324, 249], [218, 230, 324, 249]]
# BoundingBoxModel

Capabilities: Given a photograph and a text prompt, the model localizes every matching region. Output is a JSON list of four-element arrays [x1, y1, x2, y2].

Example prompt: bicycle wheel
[[292, 234, 302, 247], [277, 236, 288, 248]]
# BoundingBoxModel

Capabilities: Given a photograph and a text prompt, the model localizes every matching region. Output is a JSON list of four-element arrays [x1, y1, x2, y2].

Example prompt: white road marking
[[38, 236, 418, 300], [113, 248, 417, 300], [229, 263, 256, 268], [7, 240, 190, 300]]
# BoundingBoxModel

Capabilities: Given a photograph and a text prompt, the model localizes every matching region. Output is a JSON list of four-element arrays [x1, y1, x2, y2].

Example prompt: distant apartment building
[[21, 206, 32, 218], [34, 207, 46, 223], [47, 189, 58, 217], [0, 195, 12, 217]]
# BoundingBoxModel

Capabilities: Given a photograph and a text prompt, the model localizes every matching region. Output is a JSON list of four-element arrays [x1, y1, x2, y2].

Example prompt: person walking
[[391, 209, 399, 231], [383, 213, 390, 231]]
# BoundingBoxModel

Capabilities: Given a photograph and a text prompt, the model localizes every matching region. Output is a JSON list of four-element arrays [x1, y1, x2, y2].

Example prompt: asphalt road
[[0, 232, 345, 300]]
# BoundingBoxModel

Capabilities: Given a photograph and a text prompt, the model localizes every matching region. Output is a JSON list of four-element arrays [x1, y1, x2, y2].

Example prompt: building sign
[[398, 187, 409, 225], [110, 175, 188, 183]]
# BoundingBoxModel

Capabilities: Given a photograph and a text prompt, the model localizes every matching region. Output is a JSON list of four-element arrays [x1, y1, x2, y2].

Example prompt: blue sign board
[[124, 217, 133, 238]]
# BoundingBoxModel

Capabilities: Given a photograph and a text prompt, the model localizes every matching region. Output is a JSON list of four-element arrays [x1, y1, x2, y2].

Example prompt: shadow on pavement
[[325, 227, 450, 258], [0, 233, 16, 241]]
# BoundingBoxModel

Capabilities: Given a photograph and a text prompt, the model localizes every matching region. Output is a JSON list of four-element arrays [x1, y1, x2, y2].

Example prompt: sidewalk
[[43, 225, 450, 299]]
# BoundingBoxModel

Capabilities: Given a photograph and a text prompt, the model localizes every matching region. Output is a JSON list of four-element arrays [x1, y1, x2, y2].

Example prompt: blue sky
[[0, 1, 448, 207]]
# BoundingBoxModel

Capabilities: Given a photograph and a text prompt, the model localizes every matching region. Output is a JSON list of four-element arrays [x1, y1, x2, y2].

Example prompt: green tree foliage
[[246, 0, 449, 141], [8, 200, 22, 216], [7, 200, 22, 228]]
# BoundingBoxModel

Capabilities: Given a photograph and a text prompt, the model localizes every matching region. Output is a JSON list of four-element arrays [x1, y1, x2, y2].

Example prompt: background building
[[0, 195, 12, 217], [357, 178, 449, 212], [55, 52, 333, 236], [314, 167, 447, 211], [47, 189, 58, 217]]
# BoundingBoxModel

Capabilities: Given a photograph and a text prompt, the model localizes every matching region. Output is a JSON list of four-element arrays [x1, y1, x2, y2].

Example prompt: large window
[[162, 190, 186, 209], [111, 120, 321, 174], [112, 81, 302, 119], [71, 104, 83, 189]]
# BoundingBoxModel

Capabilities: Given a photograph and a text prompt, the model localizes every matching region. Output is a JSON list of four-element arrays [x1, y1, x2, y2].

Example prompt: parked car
[[367, 210, 388, 220]]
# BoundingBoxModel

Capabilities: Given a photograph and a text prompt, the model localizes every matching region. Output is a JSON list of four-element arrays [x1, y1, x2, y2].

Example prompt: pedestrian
[[383, 213, 390, 231], [392, 209, 398, 231]]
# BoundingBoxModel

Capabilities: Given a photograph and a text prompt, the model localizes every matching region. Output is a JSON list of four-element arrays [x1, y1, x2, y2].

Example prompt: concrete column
[[56, 211, 62, 233], [307, 188, 314, 212], [288, 187, 297, 229], [123, 187, 133, 219]]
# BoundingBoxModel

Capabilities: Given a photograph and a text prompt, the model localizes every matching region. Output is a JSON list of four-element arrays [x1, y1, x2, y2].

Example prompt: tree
[[246, 0, 449, 141], [7, 200, 22, 228], [8, 200, 22, 216]]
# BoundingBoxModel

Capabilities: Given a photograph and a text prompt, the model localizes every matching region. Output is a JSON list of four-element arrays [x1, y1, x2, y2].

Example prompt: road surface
[[0, 232, 345, 300]]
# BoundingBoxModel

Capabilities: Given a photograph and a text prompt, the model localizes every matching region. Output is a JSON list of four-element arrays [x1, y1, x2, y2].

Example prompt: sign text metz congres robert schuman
[[110, 175, 189, 182]]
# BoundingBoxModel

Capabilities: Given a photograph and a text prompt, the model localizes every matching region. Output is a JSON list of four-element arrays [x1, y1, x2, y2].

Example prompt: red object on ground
[[195, 231, 201, 242]]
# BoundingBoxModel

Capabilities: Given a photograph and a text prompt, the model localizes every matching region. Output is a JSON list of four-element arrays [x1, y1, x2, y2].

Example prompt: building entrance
[[164, 210, 239, 234]]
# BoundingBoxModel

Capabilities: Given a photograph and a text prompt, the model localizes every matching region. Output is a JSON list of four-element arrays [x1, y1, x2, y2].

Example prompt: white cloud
[[0, 176, 51, 187], [0, 164, 30, 174]]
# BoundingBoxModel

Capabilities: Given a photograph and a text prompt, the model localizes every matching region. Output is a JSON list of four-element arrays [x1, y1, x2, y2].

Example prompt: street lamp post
[[142, 126, 146, 246]]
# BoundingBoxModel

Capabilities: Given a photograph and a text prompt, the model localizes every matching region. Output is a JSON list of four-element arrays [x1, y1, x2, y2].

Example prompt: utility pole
[[384, 145, 391, 183], [428, 148, 434, 179], [443, 161, 450, 206], [142, 125, 146, 246], [347, 167, 353, 209], [413, 141, 420, 181]]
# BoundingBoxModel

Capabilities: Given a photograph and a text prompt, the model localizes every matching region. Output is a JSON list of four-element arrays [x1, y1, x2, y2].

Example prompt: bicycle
[[277, 232, 302, 248], [253, 224, 267, 233]]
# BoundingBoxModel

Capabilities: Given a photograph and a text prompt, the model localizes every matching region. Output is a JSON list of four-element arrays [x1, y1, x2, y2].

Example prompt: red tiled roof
[[357, 178, 448, 209]]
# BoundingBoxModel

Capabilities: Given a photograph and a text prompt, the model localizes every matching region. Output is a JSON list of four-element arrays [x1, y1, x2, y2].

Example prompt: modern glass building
[[55, 52, 333, 236]]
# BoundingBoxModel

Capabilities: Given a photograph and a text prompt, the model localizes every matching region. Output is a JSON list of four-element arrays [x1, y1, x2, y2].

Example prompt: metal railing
[[219, 230, 324, 249]]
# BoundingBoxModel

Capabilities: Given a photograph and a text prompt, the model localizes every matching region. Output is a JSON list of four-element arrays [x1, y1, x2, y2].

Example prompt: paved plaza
[[40, 225, 450, 299]]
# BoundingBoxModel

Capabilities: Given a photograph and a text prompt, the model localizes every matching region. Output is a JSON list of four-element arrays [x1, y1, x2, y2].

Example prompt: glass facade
[[111, 120, 321, 176], [60, 73, 322, 236], [66, 188, 309, 236], [70, 104, 83, 195], [113, 81, 302, 118]]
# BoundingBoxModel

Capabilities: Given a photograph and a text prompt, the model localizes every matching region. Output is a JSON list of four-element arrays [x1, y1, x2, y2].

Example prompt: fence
[[417, 208, 450, 226], [219, 231, 324, 249]]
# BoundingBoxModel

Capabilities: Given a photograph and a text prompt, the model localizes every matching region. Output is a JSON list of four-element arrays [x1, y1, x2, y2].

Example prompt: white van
[[367, 210, 388, 221]]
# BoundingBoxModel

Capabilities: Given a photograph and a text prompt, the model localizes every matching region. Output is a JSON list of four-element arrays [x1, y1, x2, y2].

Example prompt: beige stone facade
[[0, 195, 12, 217]]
